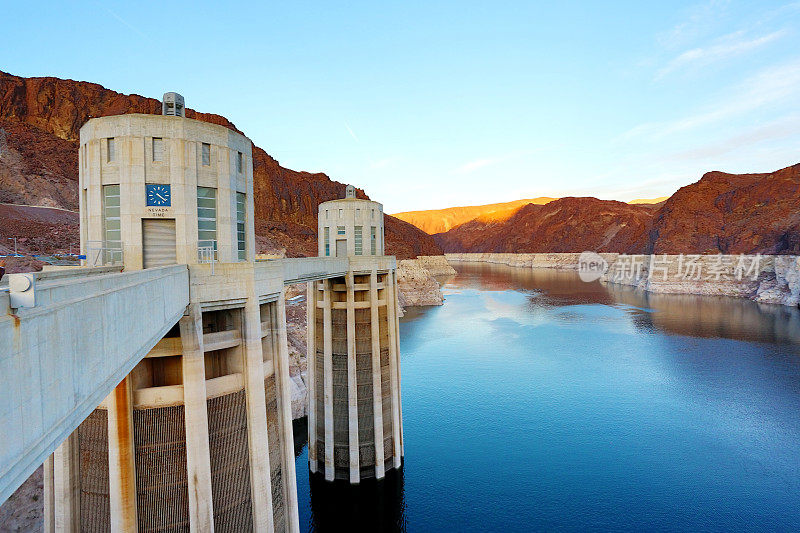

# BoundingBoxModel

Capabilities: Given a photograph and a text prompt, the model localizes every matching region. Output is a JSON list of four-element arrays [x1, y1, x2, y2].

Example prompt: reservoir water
[[293, 262, 800, 531]]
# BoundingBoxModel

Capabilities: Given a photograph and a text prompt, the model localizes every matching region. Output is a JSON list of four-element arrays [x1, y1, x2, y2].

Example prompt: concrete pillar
[[43, 455, 55, 533], [306, 282, 318, 474], [385, 271, 403, 469], [322, 279, 334, 481], [179, 306, 215, 532], [370, 270, 386, 479], [393, 271, 405, 456], [345, 272, 360, 483], [240, 299, 274, 531], [53, 433, 80, 532], [107, 376, 138, 533], [276, 291, 300, 532]]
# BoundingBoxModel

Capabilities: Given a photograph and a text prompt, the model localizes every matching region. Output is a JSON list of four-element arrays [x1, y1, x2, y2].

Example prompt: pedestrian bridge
[[0, 255, 394, 505]]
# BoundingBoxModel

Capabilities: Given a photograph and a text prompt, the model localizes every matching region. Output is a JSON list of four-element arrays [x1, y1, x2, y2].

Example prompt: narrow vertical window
[[371, 226, 377, 255], [354, 226, 363, 255], [102, 185, 122, 263], [106, 138, 115, 163], [324, 227, 330, 256], [152, 137, 163, 162], [82, 144, 87, 168], [201, 143, 211, 166], [197, 186, 217, 256], [236, 192, 246, 261], [236, 151, 243, 173]]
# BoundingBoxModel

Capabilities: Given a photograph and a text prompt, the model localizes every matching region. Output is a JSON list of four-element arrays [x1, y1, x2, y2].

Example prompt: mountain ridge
[[432, 164, 800, 255]]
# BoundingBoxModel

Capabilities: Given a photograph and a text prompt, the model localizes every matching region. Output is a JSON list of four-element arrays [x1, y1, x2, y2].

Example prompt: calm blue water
[[294, 262, 800, 532]]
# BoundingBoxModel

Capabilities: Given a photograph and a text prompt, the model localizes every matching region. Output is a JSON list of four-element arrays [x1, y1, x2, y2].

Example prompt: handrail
[[84, 241, 123, 267], [197, 240, 217, 274]]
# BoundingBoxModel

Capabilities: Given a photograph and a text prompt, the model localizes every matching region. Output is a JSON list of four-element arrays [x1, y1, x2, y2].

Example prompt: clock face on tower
[[146, 184, 171, 207]]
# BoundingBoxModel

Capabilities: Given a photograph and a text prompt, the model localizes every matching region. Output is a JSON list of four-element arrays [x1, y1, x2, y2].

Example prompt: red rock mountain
[[434, 197, 657, 253], [647, 164, 800, 255], [0, 71, 441, 259], [433, 164, 800, 255]]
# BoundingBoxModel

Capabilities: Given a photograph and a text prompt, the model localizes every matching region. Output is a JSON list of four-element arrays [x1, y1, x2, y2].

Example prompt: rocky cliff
[[433, 164, 800, 256], [647, 164, 800, 255], [0, 71, 442, 260]]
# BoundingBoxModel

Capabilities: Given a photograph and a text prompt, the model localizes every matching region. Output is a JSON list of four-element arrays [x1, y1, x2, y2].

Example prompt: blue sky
[[3, 1, 800, 212]]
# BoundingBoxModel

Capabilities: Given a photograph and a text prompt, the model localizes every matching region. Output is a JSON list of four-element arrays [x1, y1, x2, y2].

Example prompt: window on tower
[[197, 186, 217, 258], [152, 138, 164, 162]]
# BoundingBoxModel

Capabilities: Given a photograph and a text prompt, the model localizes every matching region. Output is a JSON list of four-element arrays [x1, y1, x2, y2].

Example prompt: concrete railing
[[0, 264, 190, 504], [280, 257, 350, 284]]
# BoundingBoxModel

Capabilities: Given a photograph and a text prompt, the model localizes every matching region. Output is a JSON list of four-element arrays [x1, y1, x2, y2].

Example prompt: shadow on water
[[291, 418, 405, 532], [308, 469, 405, 532]]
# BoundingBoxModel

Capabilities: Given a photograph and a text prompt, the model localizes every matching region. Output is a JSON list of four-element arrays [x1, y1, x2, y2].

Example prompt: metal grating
[[207, 391, 253, 532], [332, 351, 350, 479], [381, 348, 394, 462], [133, 405, 190, 532], [315, 347, 326, 473], [78, 409, 111, 532]]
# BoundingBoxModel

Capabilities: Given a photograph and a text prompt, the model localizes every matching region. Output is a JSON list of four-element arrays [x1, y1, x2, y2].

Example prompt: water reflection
[[294, 262, 800, 531], [450, 262, 800, 345]]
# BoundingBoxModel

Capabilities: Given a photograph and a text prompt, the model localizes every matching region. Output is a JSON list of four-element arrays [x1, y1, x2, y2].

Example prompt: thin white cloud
[[665, 114, 800, 161], [657, 0, 730, 51], [369, 156, 401, 170], [621, 58, 800, 142], [455, 158, 497, 174], [94, 2, 149, 40], [656, 29, 786, 79], [344, 121, 359, 143], [452, 148, 548, 175]]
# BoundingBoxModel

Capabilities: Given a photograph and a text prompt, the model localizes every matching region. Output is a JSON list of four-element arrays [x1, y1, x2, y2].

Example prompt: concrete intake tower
[[306, 186, 405, 482], [44, 94, 298, 532]]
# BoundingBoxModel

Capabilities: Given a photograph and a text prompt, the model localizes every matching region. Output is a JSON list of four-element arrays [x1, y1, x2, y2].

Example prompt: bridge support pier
[[179, 305, 215, 531], [107, 376, 138, 533]]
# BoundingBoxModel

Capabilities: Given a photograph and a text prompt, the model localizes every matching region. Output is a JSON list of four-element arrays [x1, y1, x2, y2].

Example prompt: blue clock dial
[[146, 184, 171, 207]]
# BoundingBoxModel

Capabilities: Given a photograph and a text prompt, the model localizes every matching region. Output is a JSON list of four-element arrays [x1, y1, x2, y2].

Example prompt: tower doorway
[[142, 218, 177, 268]]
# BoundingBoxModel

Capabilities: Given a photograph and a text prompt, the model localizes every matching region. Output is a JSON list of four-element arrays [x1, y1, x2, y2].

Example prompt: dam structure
[[307, 187, 404, 482], [0, 94, 403, 531]]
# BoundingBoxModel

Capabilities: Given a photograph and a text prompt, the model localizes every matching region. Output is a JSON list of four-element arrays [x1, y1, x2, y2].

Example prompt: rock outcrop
[[396, 259, 445, 308], [0, 71, 442, 260]]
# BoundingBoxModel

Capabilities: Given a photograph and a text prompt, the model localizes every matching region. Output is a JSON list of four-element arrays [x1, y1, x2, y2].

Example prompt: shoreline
[[446, 252, 800, 308]]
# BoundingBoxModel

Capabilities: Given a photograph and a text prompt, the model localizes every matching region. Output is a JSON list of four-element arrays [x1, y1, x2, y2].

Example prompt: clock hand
[[156, 193, 167, 201]]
